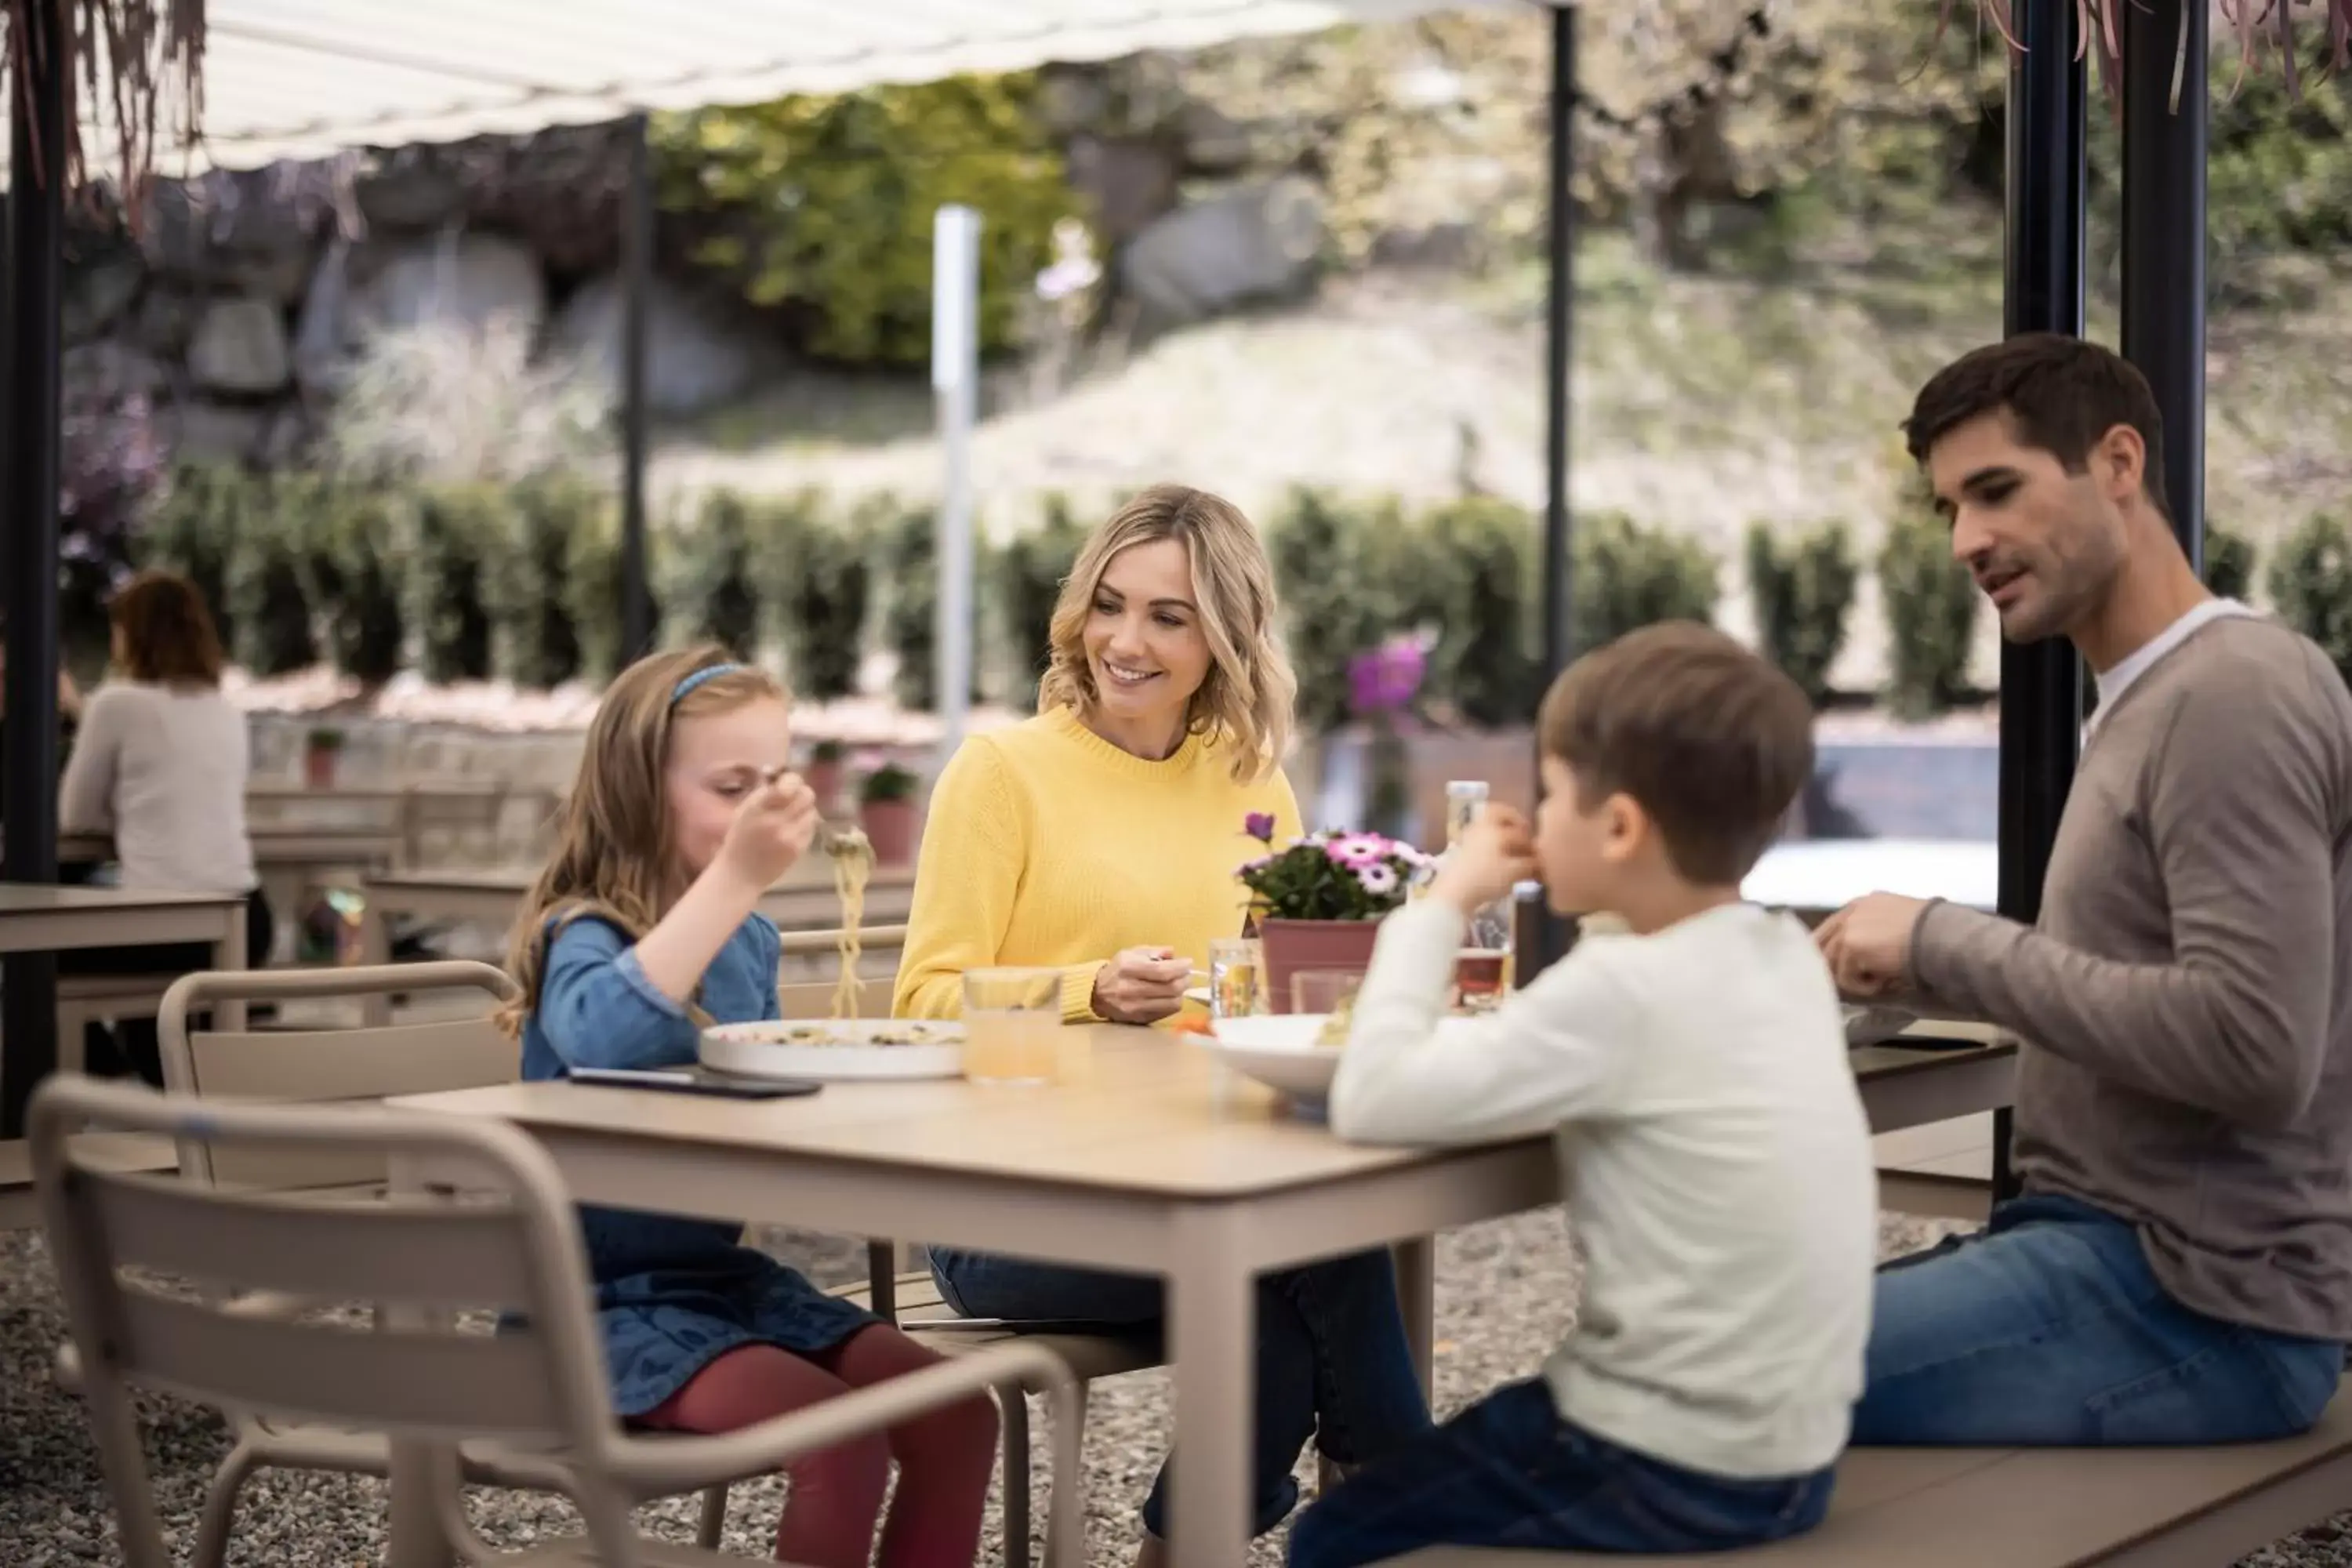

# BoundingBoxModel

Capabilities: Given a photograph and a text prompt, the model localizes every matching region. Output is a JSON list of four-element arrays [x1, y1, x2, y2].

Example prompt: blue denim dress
[[521, 913, 877, 1417]]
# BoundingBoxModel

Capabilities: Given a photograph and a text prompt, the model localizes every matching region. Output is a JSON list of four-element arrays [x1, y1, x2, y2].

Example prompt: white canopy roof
[[10, 0, 1521, 182]]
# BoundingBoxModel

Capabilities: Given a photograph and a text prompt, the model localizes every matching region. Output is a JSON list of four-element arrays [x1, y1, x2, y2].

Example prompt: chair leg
[[695, 1483, 729, 1551], [1002, 1385, 1032, 1568], [191, 1444, 258, 1568]]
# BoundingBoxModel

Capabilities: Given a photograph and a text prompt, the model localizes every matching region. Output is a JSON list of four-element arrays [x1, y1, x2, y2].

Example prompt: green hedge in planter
[[1572, 512, 1720, 656], [2203, 525, 2257, 602], [408, 486, 510, 684], [2269, 513, 2352, 688], [310, 481, 408, 685], [776, 493, 869, 702], [673, 488, 767, 661], [502, 477, 611, 688], [1423, 495, 1541, 728], [1271, 487, 1451, 734], [996, 492, 1087, 709], [138, 460, 253, 652], [1878, 509, 1979, 720], [227, 474, 321, 677], [1745, 520, 1858, 709]]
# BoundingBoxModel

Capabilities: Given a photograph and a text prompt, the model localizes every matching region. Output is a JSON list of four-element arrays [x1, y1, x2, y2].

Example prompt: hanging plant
[[1955, 1, 2352, 108], [2, 1, 208, 212]]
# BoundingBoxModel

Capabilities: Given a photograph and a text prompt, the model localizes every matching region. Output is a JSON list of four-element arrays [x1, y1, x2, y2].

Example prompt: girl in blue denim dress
[[500, 646, 996, 1568]]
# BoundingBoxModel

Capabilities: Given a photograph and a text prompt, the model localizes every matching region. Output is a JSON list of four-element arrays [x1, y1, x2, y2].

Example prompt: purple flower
[[1356, 862, 1399, 897], [1243, 811, 1277, 843], [1348, 634, 1430, 718]]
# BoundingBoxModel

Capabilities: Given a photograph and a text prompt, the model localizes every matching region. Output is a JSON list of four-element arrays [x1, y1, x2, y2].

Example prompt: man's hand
[[1815, 893, 1931, 999], [1429, 805, 1541, 916]]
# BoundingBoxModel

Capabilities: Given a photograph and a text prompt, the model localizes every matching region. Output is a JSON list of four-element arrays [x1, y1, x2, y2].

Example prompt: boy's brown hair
[[1537, 621, 1814, 884]]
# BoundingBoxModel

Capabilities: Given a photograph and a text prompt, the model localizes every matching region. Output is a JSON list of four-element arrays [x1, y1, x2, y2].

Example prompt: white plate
[[701, 1018, 966, 1082], [1203, 1014, 1486, 1102]]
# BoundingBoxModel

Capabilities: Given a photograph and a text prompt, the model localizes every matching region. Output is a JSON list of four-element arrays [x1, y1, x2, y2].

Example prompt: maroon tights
[[640, 1327, 998, 1566]]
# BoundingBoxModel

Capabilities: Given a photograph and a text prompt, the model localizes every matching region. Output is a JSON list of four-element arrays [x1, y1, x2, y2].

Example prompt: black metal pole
[[2, 0, 71, 1139], [1990, 0, 2089, 1203], [620, 110, 654, 662], [2121, 0, 2207, 570], [1529, 0, 1578, 982]]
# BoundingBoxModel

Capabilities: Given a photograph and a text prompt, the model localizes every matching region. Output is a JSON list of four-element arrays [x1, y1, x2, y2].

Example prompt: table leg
[[212, 907, 248, 1033], [359, 896, 394, 1027], [1396, 1236, 1436, 1403], [1167, 1208, 1255, 1568], [385, 1152, 456, 1568]]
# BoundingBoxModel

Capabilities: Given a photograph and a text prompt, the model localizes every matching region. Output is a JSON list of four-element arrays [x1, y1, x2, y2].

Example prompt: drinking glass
[[1209, 937, 1265, 1020], [963, 968, 1062, 1085], [1290, 968, 1364, 1019], [1454, 902, 1515, 1013]]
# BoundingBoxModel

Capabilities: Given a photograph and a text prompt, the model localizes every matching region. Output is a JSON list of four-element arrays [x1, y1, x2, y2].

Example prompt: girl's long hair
[[1036, 484, 1297, 783], [497, 644, 789, 1036]]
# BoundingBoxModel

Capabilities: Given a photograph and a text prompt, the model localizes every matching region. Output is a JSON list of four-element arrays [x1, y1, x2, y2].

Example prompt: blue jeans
[[1854, 1193, 2343, 1445], [928, 1245, 1431, 1537], [1288, 1381, 1834, 1566]]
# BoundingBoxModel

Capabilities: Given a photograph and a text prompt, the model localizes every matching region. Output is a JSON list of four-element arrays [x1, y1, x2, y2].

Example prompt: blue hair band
[[671, 662, 742, 704]]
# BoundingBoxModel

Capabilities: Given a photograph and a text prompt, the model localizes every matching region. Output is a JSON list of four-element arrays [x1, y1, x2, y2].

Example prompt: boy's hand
[[1430, 806, 1540, 916], [718, 771, 819, 891]]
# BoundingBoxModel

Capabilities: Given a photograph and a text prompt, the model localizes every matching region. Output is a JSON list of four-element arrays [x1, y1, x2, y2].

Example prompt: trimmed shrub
[[310, 481, 408, 685], [1878, 510, 1980, 719], [1746, 520, 1859, 709], [137, 460, 251, 652], [875, 498, 943, 712], [499, 477, 611, 688], [672, 488, 766, 660], [1270, 488, 1450, 734], [779, 494, 869, 702], [2203, 524, 2257, 602], [227, 474, 321, 677], [2269, 513, 2352, 688], [1572, 512, 1720, 657], [1422, 495, 1541, 728], [995, 492, 1087, 708], [408, 487, 510, 684]]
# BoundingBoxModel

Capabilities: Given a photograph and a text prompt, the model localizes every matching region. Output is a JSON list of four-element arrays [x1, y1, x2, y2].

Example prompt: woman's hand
[[1091, 946, 1193, 1024], [717, 771, 819, 891]]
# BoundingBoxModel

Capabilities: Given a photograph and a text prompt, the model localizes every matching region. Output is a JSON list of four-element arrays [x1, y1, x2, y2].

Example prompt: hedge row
[[126, 463, 2342, 720]]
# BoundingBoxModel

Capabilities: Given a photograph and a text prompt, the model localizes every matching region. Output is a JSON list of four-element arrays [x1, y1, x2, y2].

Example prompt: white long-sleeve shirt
[[1331, 899, 1876, 1479], [59, 681, 256, 894]]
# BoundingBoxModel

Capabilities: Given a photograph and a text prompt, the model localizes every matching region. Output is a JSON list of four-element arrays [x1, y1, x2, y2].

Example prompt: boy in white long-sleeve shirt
[[1289, 622, 1877, 1567]]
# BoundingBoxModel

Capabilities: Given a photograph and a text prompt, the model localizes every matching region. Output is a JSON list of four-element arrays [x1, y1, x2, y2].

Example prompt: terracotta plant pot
[[303, 743, 339, 789], [859, 798, 918, 866], [1258, 917, 1382, 1014]]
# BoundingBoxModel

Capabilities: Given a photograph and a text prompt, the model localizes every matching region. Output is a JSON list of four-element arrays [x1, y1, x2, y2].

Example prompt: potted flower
[[805, 738, 848, 815], [858, 761, 921, 866], [1236, 812, 1431, 1012], [303, 725, 346, 789]]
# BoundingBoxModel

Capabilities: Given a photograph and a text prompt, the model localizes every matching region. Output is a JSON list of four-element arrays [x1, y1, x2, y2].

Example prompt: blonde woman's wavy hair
[[1037, 485, 1296, 783], [498, 644, 789, 1036]]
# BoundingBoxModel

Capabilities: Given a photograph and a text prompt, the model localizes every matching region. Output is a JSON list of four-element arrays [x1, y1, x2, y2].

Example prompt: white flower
[[1357, 862, 1399, 897]]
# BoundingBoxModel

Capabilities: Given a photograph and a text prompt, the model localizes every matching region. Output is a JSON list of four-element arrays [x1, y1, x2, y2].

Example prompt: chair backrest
[[30, 1076, 644, 1568], [158, 962, 519, 1192]]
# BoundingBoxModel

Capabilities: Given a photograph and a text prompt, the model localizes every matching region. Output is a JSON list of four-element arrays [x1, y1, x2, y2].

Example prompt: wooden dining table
[[384, 1021, 2019, 1568]]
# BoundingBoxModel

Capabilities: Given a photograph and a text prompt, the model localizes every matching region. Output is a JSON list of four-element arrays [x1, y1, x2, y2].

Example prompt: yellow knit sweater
[[893, 706, 1301, 1022]]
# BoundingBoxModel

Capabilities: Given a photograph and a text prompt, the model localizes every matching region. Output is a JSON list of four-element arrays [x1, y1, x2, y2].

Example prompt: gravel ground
[[6, 1212, 2351, 1567]]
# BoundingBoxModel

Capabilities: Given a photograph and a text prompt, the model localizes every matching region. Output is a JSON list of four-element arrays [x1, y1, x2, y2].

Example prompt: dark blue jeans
[[1854, 1193, 2343, 1445], [1287, 1380, 1834, 1566], [928, 1245, 1431, 1537]]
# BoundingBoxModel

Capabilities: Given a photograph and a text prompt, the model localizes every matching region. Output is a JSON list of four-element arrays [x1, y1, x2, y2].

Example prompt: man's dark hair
[[1904, 333, 2169, 517]]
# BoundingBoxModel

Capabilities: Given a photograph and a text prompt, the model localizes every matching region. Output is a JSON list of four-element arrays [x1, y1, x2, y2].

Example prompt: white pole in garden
[[932, 204, 982, 770]]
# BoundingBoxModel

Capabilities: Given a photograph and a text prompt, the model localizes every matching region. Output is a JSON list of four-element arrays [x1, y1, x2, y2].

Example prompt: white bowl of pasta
[[701, 1018, 967, 1082]]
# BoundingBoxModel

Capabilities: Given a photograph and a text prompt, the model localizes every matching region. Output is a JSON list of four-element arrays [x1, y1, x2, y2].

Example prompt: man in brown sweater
[[1820, 335, 2352, 1443]]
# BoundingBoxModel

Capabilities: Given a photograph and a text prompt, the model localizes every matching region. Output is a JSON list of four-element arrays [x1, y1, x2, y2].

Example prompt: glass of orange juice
[[963, 968, 1062, 1085]]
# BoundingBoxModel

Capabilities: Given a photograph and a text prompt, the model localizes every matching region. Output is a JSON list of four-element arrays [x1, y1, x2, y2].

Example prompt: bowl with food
[[701, 1018, 966, 1082]]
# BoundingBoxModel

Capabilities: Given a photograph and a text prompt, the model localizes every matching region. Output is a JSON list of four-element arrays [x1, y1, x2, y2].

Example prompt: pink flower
[[1356, 862, 1399, 897], [1327, 833, 1387, 869]]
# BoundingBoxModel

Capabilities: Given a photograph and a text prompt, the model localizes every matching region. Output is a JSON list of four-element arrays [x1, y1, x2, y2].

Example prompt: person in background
[[895, 483, 1432, 1566], [1294, 622, 1872, 1566], [57, 571, 270, 1083]]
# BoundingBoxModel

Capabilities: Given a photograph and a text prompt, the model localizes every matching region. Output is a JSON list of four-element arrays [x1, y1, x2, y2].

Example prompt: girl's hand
[[717, 771, 818, 891], [1091, 946, 1192, 1024]]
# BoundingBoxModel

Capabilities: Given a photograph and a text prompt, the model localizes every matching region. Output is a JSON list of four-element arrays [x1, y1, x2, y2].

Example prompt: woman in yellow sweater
[[895, 485, 1431, 1563]]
